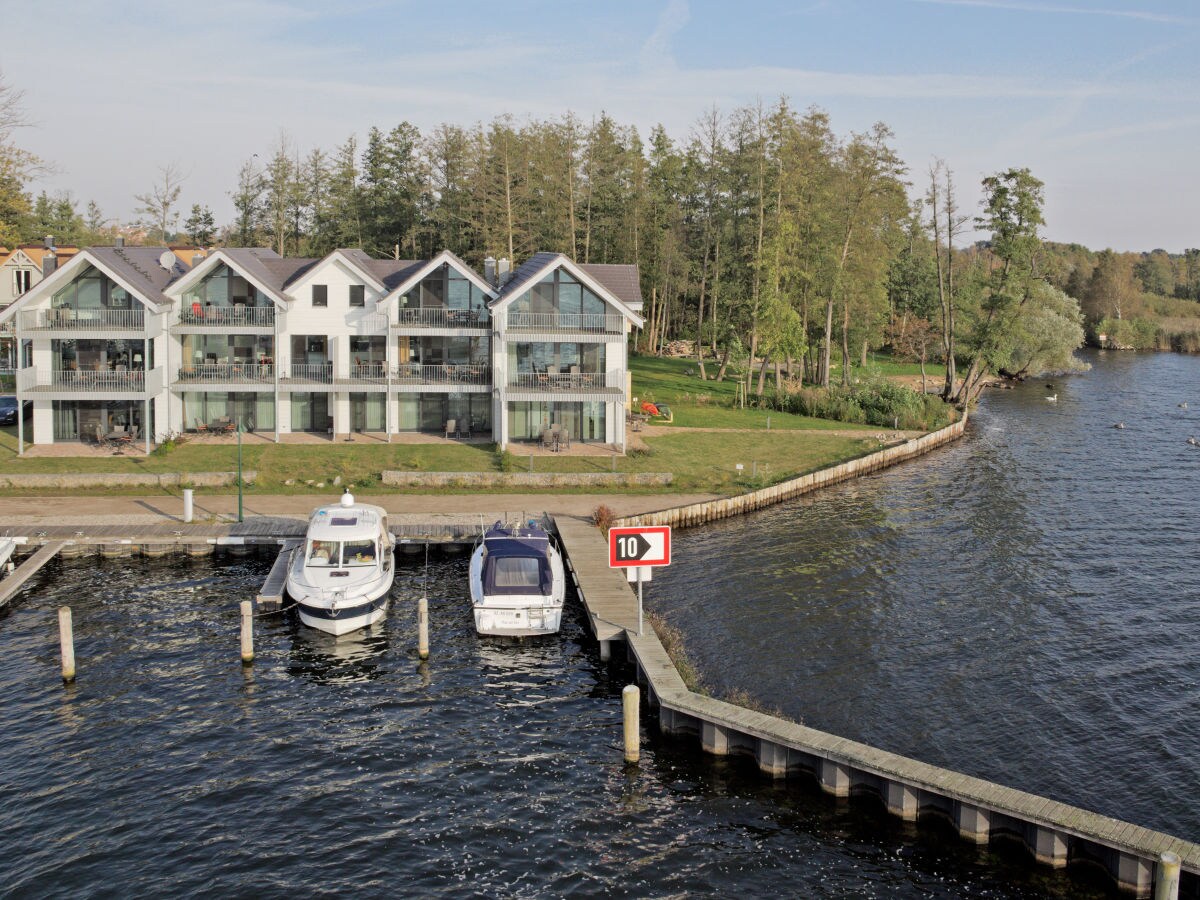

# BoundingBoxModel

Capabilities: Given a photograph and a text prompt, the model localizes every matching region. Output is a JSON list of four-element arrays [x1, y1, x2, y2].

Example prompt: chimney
[[43, 235, 55, 250], [192, 253, 205, 269], [497, 257, 511, 285], [484, 256, 496, 286], [42, 253, 57, 278], [114, 236, 125, 249]]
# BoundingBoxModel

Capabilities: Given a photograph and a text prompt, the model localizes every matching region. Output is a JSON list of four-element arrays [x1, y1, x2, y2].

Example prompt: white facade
[[0, 247, 643, 453]]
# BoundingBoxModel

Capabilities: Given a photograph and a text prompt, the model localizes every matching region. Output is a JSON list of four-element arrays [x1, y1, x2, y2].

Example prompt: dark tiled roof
[[490, 252, 562, 306], [579, 264, 643, 307], [363, 259, 425, 291], [90, 246, 192, 306], [219, 248, 299, 298]]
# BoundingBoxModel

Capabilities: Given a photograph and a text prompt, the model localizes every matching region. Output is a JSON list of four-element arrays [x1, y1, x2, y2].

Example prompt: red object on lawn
[[641, 401, 659, 416]]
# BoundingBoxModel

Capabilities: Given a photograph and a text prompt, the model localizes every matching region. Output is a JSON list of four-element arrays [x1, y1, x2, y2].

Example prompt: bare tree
[[134, 163, 186, 242]]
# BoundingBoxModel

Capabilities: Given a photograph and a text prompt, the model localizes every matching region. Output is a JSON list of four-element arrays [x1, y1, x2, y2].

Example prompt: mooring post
[[183, 488, 194, 524], [622, 684, 640, 764], [1156, 851, 1181, 900], [239, 600, 254, 666], [58, 606, 75, 683], [418, 596, 429, 660]]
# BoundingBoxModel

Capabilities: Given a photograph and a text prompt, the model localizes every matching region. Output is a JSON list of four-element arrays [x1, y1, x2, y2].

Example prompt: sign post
[[608, 526, 671, 636]]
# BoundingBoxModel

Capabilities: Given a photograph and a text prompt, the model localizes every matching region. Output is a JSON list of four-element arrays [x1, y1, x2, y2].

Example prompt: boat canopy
[[482, 534, 553, 595], [305, 506, 383, 542]]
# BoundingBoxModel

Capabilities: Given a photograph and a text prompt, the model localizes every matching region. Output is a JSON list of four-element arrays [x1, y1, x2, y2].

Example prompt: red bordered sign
[[608, 526, 671, 568]]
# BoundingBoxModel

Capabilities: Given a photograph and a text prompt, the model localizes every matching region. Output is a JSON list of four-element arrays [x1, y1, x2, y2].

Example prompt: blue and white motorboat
[[469, 519, 565, 637], [287, 491, 395, 635]]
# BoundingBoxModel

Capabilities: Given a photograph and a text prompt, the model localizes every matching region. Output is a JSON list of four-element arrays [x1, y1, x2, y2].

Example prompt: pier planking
[[0, 541, 66, 609]]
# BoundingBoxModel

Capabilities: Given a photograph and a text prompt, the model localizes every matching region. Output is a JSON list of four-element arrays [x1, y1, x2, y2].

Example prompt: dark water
[[0, 351, 1189, 898], [654, 349, 1200, 844]]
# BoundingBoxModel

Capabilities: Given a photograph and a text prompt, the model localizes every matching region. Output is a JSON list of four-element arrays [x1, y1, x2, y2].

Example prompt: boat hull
[[295, 591, 390, 636]]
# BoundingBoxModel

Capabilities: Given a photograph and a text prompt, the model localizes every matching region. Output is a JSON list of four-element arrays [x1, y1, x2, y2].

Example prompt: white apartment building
[[0, 244, 644, 453]]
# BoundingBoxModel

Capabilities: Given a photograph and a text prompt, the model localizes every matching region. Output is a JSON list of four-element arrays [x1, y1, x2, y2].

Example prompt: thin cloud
[[640, 0, 691, 72], [913, 0, 1198, 25]]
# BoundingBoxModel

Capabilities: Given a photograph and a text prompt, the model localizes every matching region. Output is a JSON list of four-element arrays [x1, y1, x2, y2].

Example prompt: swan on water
[[1188, 436, 1198, 446], [1113, 422, 1125, 429], [1046, 394, 1057, 402], [1180, 402, 1188, 409]]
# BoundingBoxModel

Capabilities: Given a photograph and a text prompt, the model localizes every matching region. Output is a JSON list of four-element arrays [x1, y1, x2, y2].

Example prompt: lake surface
[[653, 349, 1200, 841], [0, 350, 1191, 898]]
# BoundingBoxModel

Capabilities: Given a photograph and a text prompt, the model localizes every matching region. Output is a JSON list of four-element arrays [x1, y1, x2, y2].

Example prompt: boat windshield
[[307, 539, 377, 567], [492, 556, 542, 588]]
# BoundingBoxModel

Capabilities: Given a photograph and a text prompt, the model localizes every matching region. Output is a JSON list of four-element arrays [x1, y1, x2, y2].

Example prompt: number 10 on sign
[[608, 526, 671, 635]]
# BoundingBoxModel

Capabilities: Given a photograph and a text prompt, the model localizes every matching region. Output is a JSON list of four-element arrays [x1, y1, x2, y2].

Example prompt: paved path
[[0, 492, 720, 527]]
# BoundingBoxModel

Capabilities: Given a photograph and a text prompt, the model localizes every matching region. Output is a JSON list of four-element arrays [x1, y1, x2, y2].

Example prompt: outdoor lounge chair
[[444, 419, 457, 440]]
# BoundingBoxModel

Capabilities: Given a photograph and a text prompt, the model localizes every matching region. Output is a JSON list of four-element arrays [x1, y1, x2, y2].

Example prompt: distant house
[[0, 245, 643, 452], [0, 240, 81, 369]]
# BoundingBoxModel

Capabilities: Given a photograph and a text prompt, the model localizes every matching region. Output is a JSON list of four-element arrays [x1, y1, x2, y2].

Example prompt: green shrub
[[756, 379, 952, 430]]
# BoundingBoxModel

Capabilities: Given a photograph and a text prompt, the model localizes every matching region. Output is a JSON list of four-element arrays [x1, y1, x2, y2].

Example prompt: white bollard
[[240, 600, 254, 665], [622, 684, 640, 764], [418, 596, 429, 660], [183, 488, 194, 524], [58, 607, 75, 683], [1156, 852, 1181, 900]]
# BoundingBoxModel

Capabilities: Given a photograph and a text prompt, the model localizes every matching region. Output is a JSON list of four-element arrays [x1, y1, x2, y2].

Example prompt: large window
[[395, 393, 491, 434], [182, 264, 270, 308], [182, 335, 273, 367], [507, 401, 605, 442], [400, 265, 489, 317], [53, 338, 152, 372], [183, 392, 274, 432], [52, 265, 133, 310], [290, 393, 330, 432], [509, 269, 607, 320], [53, 400, 153, 442]]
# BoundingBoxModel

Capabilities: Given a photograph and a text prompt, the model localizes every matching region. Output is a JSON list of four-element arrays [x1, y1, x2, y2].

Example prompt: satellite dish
[[158, 250, 176, 270]]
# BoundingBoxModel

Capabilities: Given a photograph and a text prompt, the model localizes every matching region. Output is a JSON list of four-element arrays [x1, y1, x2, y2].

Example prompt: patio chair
[[558, 429, 571, 451], [540, 426, 554, 450], [444, 419, 457, 440], [458, 419, 471, 439], [194, 418, 209, 434]]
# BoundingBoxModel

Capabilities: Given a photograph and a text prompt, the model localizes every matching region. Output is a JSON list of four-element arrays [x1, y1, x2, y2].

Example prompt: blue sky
[[8, 0, 1200, 250]]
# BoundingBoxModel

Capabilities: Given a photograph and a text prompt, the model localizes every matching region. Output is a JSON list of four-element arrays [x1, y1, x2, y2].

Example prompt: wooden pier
[[256, 540, 299, 612], [0, 541, 65, 609], [555, 515, 1199, 898]]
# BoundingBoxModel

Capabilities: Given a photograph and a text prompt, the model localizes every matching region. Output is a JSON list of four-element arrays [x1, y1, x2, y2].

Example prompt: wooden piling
[[239, 600, 253, 665], [58, 606, 75, 683], [623, 684, 640, 764], [1157, 852, 1181, 900], [418, 596, 430, 660]]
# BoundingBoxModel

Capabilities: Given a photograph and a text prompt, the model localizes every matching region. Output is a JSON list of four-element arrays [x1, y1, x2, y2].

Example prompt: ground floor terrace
[[18, 393, 628, 453]]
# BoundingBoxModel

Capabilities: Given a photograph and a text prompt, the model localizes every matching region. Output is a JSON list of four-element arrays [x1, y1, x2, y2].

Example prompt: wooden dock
[[554, 516, 639, 643], [0, 541, 65, 609], [256, 540, 299, 612], [555, 515, 1198, 898]]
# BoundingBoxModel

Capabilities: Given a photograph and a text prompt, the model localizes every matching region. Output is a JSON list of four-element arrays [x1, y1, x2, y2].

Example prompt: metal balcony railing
[[393, 308, 490, 329], [178, 306, 275, 327], [284, 363, 334, 383], [43, 368, 147, 391], [391, 363, 490, 385], [505, 311, 623, 333], [508, 369, 621, 390], [175, 363, 275, 384], [21, 308, 146, 330]]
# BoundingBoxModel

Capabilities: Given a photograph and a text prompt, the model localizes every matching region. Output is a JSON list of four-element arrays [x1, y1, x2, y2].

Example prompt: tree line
[[2, 77, 1102, 404]]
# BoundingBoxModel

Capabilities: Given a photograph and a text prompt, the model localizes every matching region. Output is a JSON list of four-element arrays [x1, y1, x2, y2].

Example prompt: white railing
[[505, 311, 623, 332], [175, 363, 275, 384], [21, 308, 146, 330], [393, 307, 490, 329], [508, 369, 622, 390], [33, 367, 149, 392], [339, 362, 389, 381], [178, 306, 275, 328], [391, 363, 491, 385], [284, 363, 334, 383]]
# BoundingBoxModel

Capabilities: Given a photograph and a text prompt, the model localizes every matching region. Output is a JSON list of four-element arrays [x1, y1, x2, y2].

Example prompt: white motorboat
[[469, 519, 565, 637], [287, 491, 395, 635], [0, 538, 15, 571]]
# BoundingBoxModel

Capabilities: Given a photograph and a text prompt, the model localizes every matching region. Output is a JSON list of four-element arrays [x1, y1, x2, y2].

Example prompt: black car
[[0, 396, 21, 426]]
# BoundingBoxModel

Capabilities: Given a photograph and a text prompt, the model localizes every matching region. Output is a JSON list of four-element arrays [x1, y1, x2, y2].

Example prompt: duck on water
[[287, 490, 396, 636]]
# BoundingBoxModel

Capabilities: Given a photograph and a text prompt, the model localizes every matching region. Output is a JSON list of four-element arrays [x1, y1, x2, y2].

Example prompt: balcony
[[19, 365, 163, 395], [278, 362, 334, 389], [505, 311, 624, 333], [174, 363, 275, 387], [20, 308, 147, 331], [507, 369, 623, 391], [392, 308, 490, 330], [391, 363, 490, 386], [175, 306, 275, 330]]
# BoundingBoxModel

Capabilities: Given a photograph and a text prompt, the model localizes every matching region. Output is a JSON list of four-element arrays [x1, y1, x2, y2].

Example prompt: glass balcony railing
[[21, 309, 146, 330], [393, 308, 490, 329], [178, 306, 275, 327], [508, 369, 621, 390], [505, 311, 623, 332], [391, 363, 490, 385], [175, 363, 275, 384]]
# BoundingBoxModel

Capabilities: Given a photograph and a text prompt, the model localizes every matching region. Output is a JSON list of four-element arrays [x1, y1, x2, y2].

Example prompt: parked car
[[0, 396, 29, 426]]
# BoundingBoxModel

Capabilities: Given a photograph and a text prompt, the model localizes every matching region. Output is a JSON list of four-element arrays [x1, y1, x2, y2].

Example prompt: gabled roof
[[0, 246, 185, 320], [288, 249, 388, 293], [381, 249, 497, 304], [0, 245, 80, 270], [490, 252, 644, 326], [166, 248, 296, 307]]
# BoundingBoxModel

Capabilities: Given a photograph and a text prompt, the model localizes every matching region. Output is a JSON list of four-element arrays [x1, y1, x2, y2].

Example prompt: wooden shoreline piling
[[417, 597, 429, 660], [622, 684, 640, 764], [58, 607, 75, 683], [239, 600, 253, 666]]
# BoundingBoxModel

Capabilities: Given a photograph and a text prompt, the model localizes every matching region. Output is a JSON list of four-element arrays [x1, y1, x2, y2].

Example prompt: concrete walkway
[[0, 491, 720, 527]]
